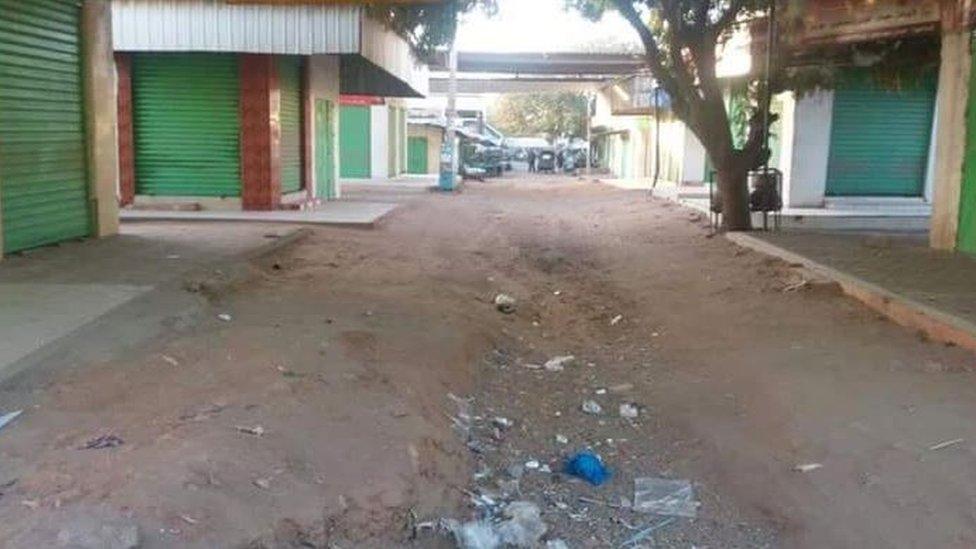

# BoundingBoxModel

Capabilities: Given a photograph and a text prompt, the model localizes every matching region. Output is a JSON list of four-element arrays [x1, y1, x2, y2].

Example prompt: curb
[[726, 232, 976, 352]]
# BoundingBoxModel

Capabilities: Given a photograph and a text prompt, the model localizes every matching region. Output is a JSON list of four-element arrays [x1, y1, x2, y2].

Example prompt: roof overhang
[[112, 0, 427, 98], [430, 51, 647, 77]]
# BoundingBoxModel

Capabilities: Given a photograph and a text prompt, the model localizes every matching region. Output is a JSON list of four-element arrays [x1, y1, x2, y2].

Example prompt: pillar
[[930, 3, 971, 250], [82, 0, 120, 237], [116, 53, 135, 206], [240, 54, 281, 210]]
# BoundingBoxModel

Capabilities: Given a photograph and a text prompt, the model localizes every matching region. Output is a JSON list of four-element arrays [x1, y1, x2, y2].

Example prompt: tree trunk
[[716, 166, 752, 231]]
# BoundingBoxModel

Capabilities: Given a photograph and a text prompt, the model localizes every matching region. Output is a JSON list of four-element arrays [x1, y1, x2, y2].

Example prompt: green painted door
[[340, 105, 370, 178], [408, 136, 428, 174], [0, 0, 91, 253], [826, 70, 936, 196], [132, 53, 240, 197], [315, 99, 336, 200], [958, 51, 976, 253], [278, 56, 303, 194]]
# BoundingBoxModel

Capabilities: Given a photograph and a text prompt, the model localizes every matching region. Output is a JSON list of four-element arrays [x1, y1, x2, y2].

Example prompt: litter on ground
[[633, 477, 699, 518], [564, 451, 611, 486], [0, 410, 23, 433]]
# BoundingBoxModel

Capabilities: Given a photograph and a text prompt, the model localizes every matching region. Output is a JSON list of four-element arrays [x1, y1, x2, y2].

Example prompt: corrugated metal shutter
[[0, 0, 90, 253], [958, 52, 976, 254], [826, 71, 936, 197], [408, 136, 428, 174], [133, 53, 240, 197], [339, 105, 370, 178], [278, 56, 303, 194]]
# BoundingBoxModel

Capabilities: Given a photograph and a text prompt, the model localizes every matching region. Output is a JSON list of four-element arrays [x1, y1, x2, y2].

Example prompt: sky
[[454, 0, 641, 53]]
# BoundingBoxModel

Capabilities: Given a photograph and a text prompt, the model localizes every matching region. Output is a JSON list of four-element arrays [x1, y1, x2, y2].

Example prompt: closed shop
[[278, 56, 303, 195], [132, 53, 240, 197], [408, 136, 428, 174], [340, 105, 371, 178], [826, 71, 936, 197], [0, 0, 90, 253]]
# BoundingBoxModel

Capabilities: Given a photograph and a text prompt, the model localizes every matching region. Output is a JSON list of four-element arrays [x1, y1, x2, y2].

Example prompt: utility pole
[[438, 44, 458, 191], [585, 93, 594, 177]]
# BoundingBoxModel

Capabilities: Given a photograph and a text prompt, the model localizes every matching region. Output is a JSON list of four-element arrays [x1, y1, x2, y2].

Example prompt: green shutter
[[0, 0, 90, 253], [826, 70, 936, 197], [132, 53, 240, 197], [314, 99, 336, 199], [278, 56, 303, 194], [340, 105, 371, 178], [959, 49, 976, 253], [408, 136, 428, 174]]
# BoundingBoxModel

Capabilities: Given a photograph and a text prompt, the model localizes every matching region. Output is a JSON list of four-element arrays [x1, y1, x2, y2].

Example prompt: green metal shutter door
[[278, 56, 303, 194], [133, 53, 240, 197], [958, 52, 976, 254], [826, 71, 936, 197], [408, 136, 428, 174], [0, 0, 90, 253], [340, 105, 371, 178]]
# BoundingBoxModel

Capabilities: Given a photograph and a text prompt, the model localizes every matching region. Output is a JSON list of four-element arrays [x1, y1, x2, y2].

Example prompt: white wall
[[783, 90, 833, 208], [370, 104, 390, 179], [308, 54, 340, 198], [681, 126, 707, 183]]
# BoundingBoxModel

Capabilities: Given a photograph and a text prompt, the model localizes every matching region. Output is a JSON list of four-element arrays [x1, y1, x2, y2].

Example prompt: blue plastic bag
[[564, 451, 611, 486]]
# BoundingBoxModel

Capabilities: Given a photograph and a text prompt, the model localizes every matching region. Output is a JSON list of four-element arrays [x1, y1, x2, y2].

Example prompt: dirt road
[[1, 175, 975, 547]]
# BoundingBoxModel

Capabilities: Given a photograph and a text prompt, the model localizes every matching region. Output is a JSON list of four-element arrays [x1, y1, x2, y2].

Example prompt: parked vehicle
[[537, 149, 556, 173]]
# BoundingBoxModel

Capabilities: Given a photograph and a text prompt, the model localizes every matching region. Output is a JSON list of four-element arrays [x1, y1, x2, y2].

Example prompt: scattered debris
[[21, 499, 39, 510], [610, 314, 624, 326], [565, 452, 611, 486], [544, 355, 575, 372], [609, 383, 634, 394], [546, 540, 570, 549], [446, 501, 547, 549], [555, 434, 569, 445], [166, 254, 181, 260], [794, 463, 823, 473], [253, 478, 271, 490], [81, 435, 124, 450], [522, 363, 543, 370], [217, 313, 232, 322], [494, 294, 518, 314], [492, 417, 514, 430], [160, 355, 180, 367], [450, 520, 499, 549], [578, 495, 625, 509], [928, 438, 965, 451], [618, 403, 640, 419], [581, 400, 603, 415], [525, 460, 541, 470], [782, 280, 810, 293], [0, 410, 23, 433], [496, 501, 548, 547], [236, 425, 265, 437], [553, 290, 562, 296], [633, 477, 699, 518], [618, 517, 676, 548], [595, 388, 608, 395]]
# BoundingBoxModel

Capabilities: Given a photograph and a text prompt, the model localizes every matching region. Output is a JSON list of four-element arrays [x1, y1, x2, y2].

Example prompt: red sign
[[339, 94, 385, 106]]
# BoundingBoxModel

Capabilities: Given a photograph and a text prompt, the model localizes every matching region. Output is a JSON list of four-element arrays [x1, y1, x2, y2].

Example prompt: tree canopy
[[366, 0, 497, 57], [489, 93, 589, 142]]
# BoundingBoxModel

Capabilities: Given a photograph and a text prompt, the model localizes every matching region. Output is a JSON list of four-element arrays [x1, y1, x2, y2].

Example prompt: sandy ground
[[1, 175, 976, 548]]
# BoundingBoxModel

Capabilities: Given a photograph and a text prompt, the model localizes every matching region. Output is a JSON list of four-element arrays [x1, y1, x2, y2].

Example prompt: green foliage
[[366, 0, 497, 57], [489, 93, 589, 141]]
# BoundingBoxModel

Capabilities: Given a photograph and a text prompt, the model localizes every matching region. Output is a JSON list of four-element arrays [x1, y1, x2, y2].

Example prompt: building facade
[[112, 0, 425, 210]]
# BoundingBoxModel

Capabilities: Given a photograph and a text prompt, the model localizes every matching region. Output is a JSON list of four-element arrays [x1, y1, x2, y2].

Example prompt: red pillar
[[240, 54, 281, 210], [115, 53, 135, 206]]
